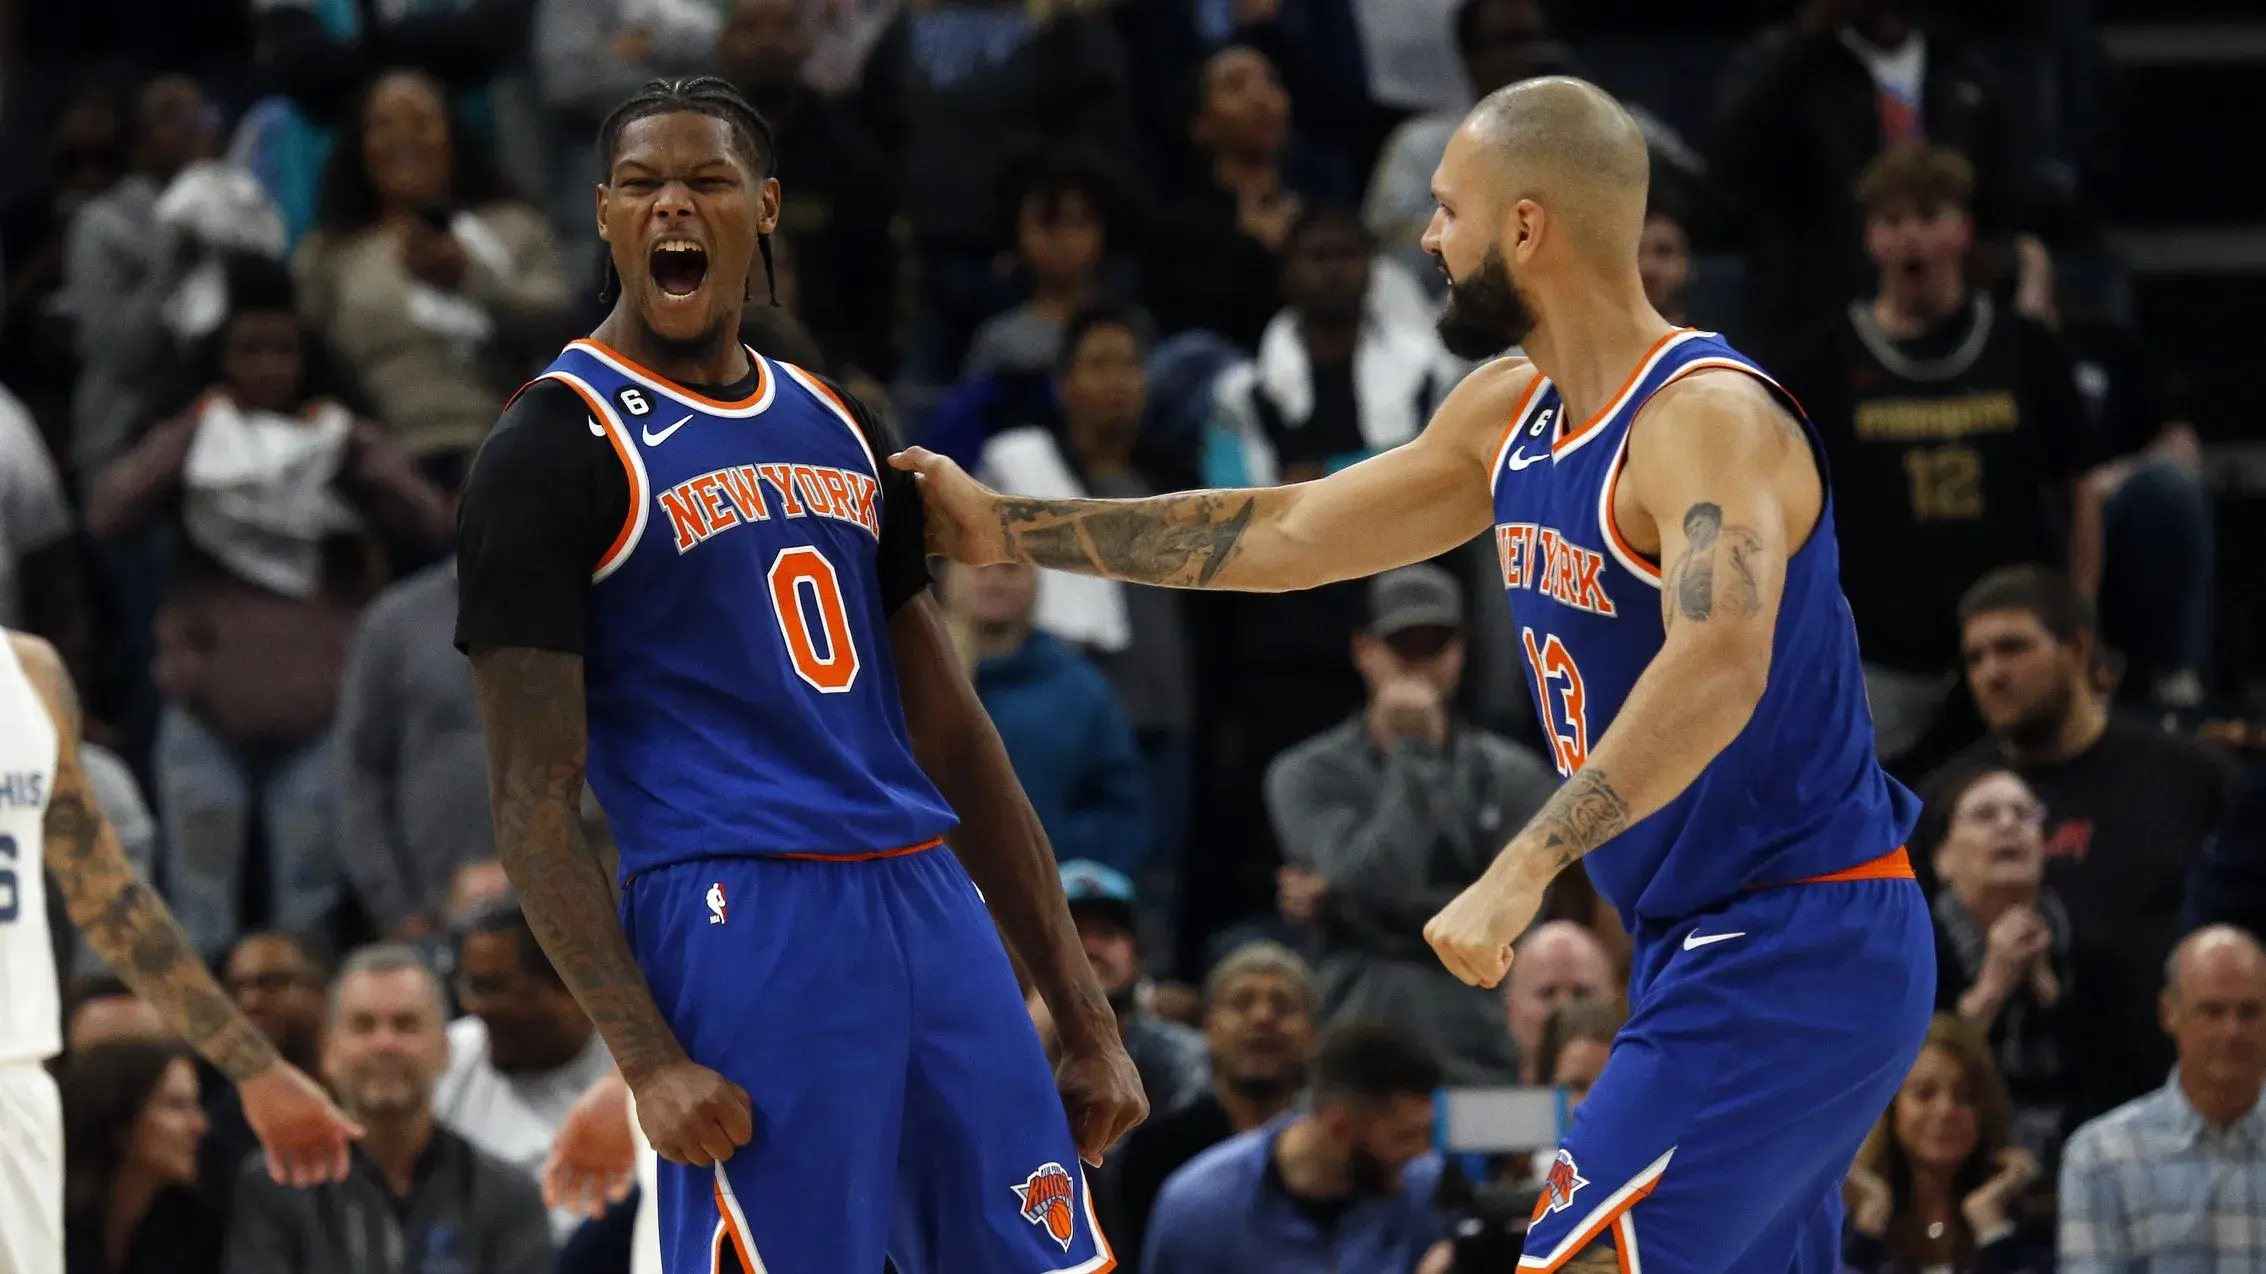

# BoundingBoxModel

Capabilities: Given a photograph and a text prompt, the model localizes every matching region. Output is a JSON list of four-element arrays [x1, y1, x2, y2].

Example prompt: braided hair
[[594, 77, 781, 308]]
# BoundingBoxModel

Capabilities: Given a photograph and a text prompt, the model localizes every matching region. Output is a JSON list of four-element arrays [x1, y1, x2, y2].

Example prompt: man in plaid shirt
[[2059, 925, 2266, 1273]]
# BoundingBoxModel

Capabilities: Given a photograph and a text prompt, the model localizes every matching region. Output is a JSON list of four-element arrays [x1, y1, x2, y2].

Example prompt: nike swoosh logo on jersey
[[642, 413, 694, 446], [1683, 930, 1746, 950], [1505, 448, 1546, 471]]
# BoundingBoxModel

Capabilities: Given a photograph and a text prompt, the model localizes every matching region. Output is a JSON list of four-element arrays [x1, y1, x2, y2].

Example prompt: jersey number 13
[[1522, 628, 1590, 775]]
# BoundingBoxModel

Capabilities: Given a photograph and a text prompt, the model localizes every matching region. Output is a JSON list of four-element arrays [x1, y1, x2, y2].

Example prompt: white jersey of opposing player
[[0, 636, 60, 1066]]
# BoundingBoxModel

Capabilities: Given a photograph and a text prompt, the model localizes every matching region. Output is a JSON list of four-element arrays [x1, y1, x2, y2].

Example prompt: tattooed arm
[[1424, 371, 1815, 987], [468, 648, 674, 1077], [888, 359, 1532, 591], [16, 631, 279, 1077], [468, 647, 752, 1165], [12, 631, 361, 1184]]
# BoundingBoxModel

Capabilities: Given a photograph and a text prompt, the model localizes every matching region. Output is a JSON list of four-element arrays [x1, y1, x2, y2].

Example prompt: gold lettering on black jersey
[[1853, 391, 2020, 442]]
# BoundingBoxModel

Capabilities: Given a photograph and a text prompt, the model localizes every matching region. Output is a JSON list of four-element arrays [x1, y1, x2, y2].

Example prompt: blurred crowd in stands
[[5, 0, 2263, 1270]]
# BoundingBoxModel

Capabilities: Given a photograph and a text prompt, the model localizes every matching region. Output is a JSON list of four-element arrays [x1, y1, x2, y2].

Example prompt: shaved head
[[2167, 924, 2266, 996], [1422, 76, 1651, 357], [1467, 76, 1650, 255], [2161, 924, 2266, 1111]]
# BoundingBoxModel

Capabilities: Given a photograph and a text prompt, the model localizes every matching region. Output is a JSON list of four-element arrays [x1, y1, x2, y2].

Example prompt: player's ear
[[757, 176, 782, 236], [1510, 199, 1544, 263], [594, 181, 612, 243]]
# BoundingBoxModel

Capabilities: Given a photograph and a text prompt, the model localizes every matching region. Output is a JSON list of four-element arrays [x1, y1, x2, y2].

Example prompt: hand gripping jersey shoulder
[[1487, 330, 1919, 925], [532, 340, 956, 875]]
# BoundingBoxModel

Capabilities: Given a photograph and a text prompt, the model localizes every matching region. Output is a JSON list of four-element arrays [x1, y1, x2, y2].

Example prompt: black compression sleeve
[[454, 380, 632, 655], [814, 374, 932, 614]]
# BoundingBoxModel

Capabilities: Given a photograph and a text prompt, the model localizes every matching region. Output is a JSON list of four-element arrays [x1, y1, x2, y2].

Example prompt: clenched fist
[[1054, 1037, 1148, 1166], [633, 1059, 754, 1166]]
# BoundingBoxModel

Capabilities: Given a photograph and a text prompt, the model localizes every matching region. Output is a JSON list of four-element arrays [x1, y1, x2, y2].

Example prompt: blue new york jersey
[[529, 339, 957, 876], [1489, 330, 1920, 926]]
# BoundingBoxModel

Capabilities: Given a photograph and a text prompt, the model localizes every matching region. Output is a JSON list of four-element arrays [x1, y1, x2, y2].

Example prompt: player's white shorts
[[0, 1061, 63, 1274]]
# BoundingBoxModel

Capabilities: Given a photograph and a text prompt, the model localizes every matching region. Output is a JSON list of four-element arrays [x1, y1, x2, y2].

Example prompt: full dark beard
[[1436, 246, 1536, 359]]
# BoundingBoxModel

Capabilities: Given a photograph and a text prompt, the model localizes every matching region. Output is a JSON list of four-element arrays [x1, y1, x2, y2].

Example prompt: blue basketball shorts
[[622, 846, 1115, 1274], [1519, 872, 1936, 1274]]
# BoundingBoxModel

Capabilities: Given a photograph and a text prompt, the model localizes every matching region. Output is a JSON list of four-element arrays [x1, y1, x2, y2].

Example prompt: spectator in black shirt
[[1939, 566, 2237, 1098], [1108, 940, 1319, 1274], [717, 0, 898, 378], [1779, 146, 2093, 770]]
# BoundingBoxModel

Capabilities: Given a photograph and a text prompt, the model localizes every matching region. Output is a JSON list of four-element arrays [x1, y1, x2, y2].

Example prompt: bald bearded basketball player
[[895, 78, 1936, 1274]]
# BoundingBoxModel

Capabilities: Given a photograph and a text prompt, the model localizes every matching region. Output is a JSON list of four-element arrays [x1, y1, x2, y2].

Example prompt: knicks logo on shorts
[[1535, 1148, 1590, 1219], [1011, 1162, 1076, 1250]]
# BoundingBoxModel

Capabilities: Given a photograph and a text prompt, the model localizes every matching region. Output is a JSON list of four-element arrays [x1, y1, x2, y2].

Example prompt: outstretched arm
[[889, 359, 1528, 592], [1425, 372, 1809, 986], [13, 631, 360, 1184], [889, 595, 1148, 1162]]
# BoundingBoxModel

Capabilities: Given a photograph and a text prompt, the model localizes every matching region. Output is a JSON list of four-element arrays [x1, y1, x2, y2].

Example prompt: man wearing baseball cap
[[1263, 565, 1559, 1083], [1060, 860, 1208, 1119]]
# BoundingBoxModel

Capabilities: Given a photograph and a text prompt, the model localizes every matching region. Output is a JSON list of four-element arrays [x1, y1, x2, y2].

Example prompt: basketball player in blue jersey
[[454, 78, 1144, 1273], [898, 76, 1936, 1274]]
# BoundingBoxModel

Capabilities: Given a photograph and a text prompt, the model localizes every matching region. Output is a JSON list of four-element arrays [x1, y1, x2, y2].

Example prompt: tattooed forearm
[[45, 789, 280, 1081], [471, 648, 685, 1085], [1666, 502, 1767, 626], [995, 494, 1259, 588], [1527, 769, 1634, 872]]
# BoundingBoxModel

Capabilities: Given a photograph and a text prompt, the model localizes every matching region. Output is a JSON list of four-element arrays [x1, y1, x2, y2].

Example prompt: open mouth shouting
[[650, 237, 710, 302]]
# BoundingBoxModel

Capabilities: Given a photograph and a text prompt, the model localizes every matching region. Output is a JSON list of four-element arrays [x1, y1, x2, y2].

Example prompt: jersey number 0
[[770, 547, 861, 693]]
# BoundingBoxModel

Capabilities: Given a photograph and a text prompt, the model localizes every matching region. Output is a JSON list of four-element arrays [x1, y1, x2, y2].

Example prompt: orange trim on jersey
[[1599, 432, 1663, 582], [713, 1181, 760, 1273], [549, 377, 644, 575], [1552, 328, 1694, 454], [799, 368, 857, 429], [764, 836, 944, 863], [1521, 1175, 1664, 1273], [1792, 845, 1915, 885], [1488, 373, 1550, 485], [777, 362, 880, 477], [571, 337, 772, 410]]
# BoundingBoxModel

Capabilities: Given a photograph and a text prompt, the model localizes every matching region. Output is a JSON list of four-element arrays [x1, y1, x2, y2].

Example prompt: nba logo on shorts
[[1540, 1148, 1589, 1216], [1011, 1162, 1076, 1250], [706, 883, 727, 925]]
